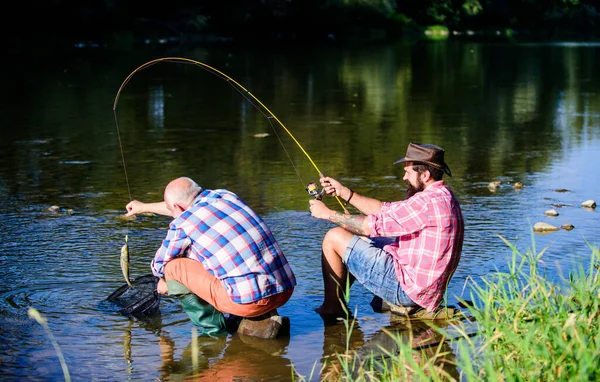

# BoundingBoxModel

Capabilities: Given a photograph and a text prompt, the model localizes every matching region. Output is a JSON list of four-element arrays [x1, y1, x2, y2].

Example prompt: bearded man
[[309, 142, 464, 319]]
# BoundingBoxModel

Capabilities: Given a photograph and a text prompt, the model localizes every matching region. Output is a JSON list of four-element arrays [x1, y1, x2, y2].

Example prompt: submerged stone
[[533, 222, 560, 232], [389, 304, 463, 321], [370, 296, 466, 321], [561, 223, 575, 231]]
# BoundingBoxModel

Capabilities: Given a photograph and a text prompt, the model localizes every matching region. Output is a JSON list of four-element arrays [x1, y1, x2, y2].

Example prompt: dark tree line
[[5, 0, 600, 51]]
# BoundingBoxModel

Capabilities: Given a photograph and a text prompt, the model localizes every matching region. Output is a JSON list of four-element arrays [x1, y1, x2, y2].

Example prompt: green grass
[[459, 236, 600, 381], [300, 236, 600, 381]]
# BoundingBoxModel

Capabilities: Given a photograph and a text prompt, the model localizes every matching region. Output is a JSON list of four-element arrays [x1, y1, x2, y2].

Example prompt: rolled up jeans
[[164, 258, 293, 318], [343, 235, 418, 308]]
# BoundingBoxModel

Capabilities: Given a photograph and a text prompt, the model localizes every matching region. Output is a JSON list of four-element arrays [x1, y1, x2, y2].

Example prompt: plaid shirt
[[151, 189, 296, 304], [368, 181, 464, 311]]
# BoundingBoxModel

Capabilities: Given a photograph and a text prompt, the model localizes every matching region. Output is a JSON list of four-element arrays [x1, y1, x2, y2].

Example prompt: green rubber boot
[[166, 280, 227, 337]]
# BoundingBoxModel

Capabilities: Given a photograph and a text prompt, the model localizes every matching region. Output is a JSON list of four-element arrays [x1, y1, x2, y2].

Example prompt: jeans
[[343, 235, 417, 307]]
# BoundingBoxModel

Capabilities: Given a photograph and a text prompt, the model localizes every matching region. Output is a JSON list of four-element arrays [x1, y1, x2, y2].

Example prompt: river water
[[1, 40, 599, 380]]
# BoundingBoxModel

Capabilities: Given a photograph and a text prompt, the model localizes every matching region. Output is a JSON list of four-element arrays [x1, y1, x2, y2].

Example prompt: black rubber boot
[[166, 280, 227, 337]]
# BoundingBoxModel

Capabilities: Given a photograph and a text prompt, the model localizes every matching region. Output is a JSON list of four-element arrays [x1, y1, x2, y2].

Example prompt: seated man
[[125, 177, 296, 335], [308, 142, 464, 318]]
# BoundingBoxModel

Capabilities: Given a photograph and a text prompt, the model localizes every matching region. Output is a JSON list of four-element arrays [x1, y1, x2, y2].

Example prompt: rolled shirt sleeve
[[151, 224, 192, 278], [368, 198, 428, 238], [365, 181, 464, 311]]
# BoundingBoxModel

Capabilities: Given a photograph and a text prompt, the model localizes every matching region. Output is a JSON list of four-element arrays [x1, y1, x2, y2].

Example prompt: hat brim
[[394, 157, 452, 176]]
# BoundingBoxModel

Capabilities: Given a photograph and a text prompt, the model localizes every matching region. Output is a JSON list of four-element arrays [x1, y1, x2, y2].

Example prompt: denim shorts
[[343, 235, 417, 307]]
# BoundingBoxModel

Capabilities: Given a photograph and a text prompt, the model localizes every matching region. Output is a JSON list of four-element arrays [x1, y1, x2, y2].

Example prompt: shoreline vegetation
[[299, 237, 600, 381], [7, 1, 600, 55]]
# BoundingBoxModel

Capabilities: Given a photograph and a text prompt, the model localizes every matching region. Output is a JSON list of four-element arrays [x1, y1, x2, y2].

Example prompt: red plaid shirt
[[368, 181, 464, 311]]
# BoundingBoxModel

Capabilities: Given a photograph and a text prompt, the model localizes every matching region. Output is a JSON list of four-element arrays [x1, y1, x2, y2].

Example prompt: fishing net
[[107, 274, 161, 319]]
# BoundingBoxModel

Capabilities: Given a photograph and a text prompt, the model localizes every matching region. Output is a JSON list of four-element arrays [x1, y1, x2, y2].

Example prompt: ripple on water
[[0, 275, 192, 379]]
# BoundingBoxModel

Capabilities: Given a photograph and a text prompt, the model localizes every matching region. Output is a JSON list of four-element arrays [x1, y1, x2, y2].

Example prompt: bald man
[[126, 177, 296, 335]]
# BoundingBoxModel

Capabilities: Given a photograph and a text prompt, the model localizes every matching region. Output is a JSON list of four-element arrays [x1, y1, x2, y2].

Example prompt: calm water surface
[[1, 41, 599, 380]]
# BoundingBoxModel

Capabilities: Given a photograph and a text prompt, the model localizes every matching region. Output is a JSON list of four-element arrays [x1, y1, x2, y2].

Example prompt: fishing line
[[114, 110, 132, 288], [112, 57, 348, 212], [114, 114, 132, 203]]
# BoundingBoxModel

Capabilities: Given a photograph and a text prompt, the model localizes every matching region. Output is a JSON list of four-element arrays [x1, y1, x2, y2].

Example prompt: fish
[[120, 235, 132, 288]]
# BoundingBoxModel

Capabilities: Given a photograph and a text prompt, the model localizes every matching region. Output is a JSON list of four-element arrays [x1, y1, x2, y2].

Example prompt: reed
[[459, 236, 600, 381], [28, 308, 71, 382], [303, 237, 600, 381]]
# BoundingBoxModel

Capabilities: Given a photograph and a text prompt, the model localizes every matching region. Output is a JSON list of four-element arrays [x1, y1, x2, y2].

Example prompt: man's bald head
[[164, 177, 202, 217]]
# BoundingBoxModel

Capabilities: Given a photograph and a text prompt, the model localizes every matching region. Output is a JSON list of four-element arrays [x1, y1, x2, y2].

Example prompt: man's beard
[[405, 179, 425, 199]]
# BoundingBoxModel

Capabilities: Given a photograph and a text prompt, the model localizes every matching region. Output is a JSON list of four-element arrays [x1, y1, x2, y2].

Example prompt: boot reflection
[[157, 332, 227, 380], [156, 331, 293, 381], [320, 317, 366, 380]]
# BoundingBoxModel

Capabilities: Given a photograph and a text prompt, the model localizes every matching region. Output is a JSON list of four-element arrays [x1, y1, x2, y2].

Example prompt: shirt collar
[[193, 189, 211, 205], [425, 180, 445, 190]]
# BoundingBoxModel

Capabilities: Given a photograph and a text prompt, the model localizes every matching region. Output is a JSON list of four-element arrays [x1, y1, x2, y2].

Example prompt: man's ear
[[173, 203, 186, 215], [421, 170, 432, 183]]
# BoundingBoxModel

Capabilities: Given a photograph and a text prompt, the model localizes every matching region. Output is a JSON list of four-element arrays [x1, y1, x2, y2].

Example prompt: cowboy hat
[[394, 142, 452, 176]]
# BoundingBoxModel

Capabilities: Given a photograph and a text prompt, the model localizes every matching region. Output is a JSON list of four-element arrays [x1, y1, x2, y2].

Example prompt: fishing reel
[[306, 182, 325, 200]]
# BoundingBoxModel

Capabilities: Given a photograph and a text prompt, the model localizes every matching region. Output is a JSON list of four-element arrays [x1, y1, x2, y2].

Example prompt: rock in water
[[581, 200, 596, 209], [488, 181, 501, 192], [237, 309, 290, 339], [533, 222, 560, 232]]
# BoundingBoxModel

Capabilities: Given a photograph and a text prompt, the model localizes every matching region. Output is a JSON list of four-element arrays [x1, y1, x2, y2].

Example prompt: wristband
[[345, 189, 354, 206]]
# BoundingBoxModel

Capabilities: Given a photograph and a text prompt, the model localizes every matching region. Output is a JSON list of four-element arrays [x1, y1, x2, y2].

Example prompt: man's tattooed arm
[[329, 212, 370, 236]]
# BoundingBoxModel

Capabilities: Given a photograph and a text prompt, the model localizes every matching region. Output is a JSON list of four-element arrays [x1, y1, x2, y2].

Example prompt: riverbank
[[310, 240, 600, 381]]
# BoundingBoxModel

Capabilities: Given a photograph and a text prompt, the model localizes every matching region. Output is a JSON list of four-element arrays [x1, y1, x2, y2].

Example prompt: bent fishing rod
[[112, 56, 348, 213]]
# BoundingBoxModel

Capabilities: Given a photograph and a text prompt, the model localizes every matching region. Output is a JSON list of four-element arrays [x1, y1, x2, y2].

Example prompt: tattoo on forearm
[[329, 212, 368, 235]]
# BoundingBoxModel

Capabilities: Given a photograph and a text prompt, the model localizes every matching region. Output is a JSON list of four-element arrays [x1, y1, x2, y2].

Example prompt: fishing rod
[[112, 56, 348, 213]]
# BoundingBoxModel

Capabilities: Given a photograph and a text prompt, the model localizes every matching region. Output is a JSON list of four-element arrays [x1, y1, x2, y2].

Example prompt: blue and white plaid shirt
[[151, 189, 296, 304]]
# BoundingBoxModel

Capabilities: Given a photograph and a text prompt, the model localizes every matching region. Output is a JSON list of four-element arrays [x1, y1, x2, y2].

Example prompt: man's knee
[[164, 257, 210, 283], [323, 227, 354, 253]]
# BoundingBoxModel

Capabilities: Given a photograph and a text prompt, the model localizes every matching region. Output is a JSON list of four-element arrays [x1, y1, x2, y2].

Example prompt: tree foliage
[[5, 0, 600, 50]]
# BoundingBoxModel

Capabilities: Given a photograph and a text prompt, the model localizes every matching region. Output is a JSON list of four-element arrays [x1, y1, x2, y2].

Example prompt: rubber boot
[[166, 280, 227, 337]]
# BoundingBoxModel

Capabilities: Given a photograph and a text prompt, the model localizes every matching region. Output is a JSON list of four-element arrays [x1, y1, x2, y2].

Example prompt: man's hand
[[125, 200, 145, 216], [309, 199, 332, 220], [320, 176, 355, 203], [157, 278, 169, 294], [319, 176, 343, 197]]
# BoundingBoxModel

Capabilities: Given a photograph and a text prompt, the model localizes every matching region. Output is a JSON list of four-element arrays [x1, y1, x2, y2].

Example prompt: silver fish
[[120, 235, 132, 288]]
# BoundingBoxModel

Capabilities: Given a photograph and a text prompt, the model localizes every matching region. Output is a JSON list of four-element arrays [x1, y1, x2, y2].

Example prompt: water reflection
[[156, 331, 293, 380], [148, 84, 165, 130], [318, 316, 463, 381]]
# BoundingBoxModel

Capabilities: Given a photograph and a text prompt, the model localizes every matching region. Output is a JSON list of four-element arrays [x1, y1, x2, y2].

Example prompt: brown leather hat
[[394, 142, 452, 176]]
